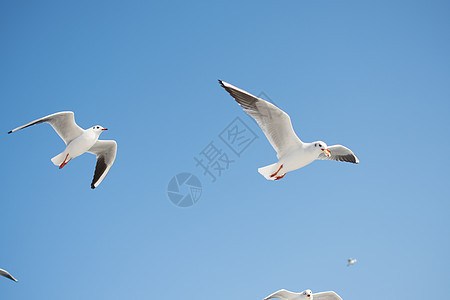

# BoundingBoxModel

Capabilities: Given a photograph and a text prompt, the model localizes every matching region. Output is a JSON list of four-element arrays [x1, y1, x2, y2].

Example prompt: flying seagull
[[8, 111, 117, 189], [0, 268, 18, 282], [347, 258, 357, 266], [219, 80, 359, 180], [264, 289, 343, 300]]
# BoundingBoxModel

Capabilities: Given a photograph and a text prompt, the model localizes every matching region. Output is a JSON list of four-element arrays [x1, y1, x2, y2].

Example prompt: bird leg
[[59, 154, 72, 169], [274, 173, 286, 181], [270, 164, 283, 178]]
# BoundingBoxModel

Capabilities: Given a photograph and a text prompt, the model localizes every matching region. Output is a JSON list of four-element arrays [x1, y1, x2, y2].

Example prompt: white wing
[[88, 140, 117, 189], [313, 291, 342, 300], [317, 145, 359, 164], [219, 80, 302, 159], [0, 268, 18, 282], [264, 289, 300, 300], [8, 111, 84, 145]]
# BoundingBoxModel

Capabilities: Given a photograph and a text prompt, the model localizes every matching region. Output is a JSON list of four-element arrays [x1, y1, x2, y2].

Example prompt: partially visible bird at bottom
[[264, 289, 343, 300]]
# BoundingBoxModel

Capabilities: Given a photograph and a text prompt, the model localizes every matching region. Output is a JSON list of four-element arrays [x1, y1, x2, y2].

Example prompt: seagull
[[264, 289, 343, 300], [8, 111, 117, 189], [0, 268, 18, 282], [219, 80, 359, 180], [347, 258, 357, 266]]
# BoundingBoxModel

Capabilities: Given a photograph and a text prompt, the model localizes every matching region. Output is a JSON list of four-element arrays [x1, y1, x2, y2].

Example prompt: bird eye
[[319, 144, 322, 147]]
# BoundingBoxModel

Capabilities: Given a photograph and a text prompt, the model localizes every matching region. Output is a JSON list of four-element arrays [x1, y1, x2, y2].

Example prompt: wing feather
[[317, 145, 359, 164], [219, 80, 302, 159], [0, 268, 18, 282], [8, 111, 84, 145], [264, 289, 300, 300], [88, 140, 117, 189], [313, 291, 343, 300]]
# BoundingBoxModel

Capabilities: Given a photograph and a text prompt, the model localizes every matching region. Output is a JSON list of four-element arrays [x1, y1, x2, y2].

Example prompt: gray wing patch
[[318, 145, 359, 164]]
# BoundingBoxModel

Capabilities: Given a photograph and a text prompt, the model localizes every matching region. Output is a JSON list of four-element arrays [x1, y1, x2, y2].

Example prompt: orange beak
[[307, 295, 311, 298], [322, 148, 331, 157], [102, 128, 108, 131]]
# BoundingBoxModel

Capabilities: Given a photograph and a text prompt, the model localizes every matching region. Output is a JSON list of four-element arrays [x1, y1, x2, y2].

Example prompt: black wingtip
[[7, 130, 12, 134], [218, 79, 225, 87], [91, 184, 95, 189]]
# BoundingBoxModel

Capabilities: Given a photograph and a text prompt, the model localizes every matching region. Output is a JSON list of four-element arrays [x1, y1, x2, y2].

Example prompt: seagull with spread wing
[[219, 80, 359, 180], [8, 111, 117, 189], [347, 258, 357, 266], [264, 289, 343, 300]]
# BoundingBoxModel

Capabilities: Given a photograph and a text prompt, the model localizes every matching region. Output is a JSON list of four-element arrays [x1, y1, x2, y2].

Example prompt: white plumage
[[8, 111, 117, 189]]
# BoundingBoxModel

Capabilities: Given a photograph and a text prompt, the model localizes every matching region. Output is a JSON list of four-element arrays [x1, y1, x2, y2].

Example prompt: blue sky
[[1, 0, 449, 299]]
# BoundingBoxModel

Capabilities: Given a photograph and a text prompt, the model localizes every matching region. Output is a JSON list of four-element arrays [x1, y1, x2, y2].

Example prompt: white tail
[[258, 163, 280, 180], [51, 152, 66, 166]]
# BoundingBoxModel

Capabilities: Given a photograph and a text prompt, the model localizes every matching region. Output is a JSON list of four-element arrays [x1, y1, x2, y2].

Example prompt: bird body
[[9, 111, 117, 189], [219, 80, 359, 180], [258, 142, 323, 179], [51, 127, 103, 167], [347, 258, 357, 266]]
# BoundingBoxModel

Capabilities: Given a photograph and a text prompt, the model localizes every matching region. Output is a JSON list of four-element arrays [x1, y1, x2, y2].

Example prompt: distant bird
[[8, 111, 117, 189], [264, 289, 342, 300], [0, 268, 18, 282], [347, 258, 357, 266], [219, 81, 359, 180]]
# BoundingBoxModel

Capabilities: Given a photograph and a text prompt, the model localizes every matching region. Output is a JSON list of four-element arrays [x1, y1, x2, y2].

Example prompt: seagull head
[[91, 125, 108, 135], [301, 290, 313, 299], [313, 141, 331, 157]]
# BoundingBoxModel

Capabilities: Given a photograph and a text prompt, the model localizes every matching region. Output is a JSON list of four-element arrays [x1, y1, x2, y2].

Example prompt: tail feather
[[258, 163, 280, 180], [51, 152, 66, 166]]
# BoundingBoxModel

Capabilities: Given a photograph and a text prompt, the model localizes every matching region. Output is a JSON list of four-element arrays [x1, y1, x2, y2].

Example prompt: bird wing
[[219, 80, 303, 159], [313, 291, 343, 300], [0, 268, 18, 282], [88, 140, 117, 189], [8, 111, 84, 145], [264, 289, 300, 300], [317, 145, 359, 164]]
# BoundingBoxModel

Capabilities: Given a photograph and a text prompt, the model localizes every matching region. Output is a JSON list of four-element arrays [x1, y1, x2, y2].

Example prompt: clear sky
[[1, 0, 449, 299]]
